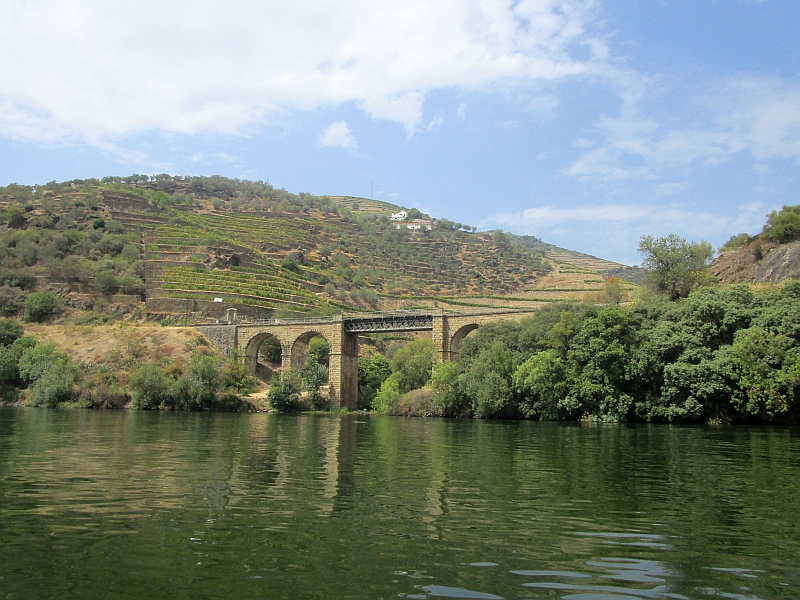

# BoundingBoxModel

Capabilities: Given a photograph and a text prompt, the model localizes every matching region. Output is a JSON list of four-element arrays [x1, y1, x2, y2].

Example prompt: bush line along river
[[1, 409, 798, 599]]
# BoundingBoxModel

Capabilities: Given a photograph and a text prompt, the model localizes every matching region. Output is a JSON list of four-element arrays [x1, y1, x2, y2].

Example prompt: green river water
[[0, 409, 798, 599]]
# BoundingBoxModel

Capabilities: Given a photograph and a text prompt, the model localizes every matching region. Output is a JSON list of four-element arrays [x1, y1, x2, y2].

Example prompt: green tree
[[0, 319, 23, 346], [638, 234, 714, 300], [371, 377, 401, 414], [728, 327, 800, 421], [390, 339, 433, 394], [0, 284, 26, 316], [24, 291, 59, 322], [429, 361, 465, 417], [268, 370, 302, 412], [18, 342, 76, 407], [301, 361, 329, 409], [130, 364, 170, 409], [185, 353, 220, 409], [358, 354, 392, 409], [761, 204, 800, 243], [513, 350, 569, 420]]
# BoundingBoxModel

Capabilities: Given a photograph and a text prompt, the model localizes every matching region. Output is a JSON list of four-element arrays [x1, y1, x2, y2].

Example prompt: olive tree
[[638, 234, 713, 300]]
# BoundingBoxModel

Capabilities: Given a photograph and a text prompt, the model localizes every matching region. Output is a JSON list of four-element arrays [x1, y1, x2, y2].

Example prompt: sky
[[1, 0, 798, 265]]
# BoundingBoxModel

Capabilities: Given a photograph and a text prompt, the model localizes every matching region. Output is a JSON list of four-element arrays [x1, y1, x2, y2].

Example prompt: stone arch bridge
[[197, 309, 541, 410]]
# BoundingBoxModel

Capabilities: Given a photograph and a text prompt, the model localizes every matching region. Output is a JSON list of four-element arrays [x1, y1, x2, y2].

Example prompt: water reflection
[[0, 410, 797, 600]]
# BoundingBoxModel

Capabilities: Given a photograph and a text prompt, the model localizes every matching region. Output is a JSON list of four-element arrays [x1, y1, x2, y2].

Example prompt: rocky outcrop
[[711, 239, 800, 284]]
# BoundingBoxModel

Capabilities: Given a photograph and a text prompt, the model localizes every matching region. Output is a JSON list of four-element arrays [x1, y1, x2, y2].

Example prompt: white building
[[390, 210, 407, 221]]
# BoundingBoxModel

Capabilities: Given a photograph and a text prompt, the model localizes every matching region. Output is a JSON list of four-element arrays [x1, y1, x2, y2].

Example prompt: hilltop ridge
[[0, 175, 635, 323]]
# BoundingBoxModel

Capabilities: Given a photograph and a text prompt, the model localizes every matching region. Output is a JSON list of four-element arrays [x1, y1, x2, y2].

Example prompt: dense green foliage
[[268, 370, 302, 412], [127, 353, 251, 411], [379, 283, 800, 424], [638, 234, 714, 300], [371, 339, 434, 414], [23, 290, 59, 322], [761, 204, 800, 243], [357, 354, 391, 409]]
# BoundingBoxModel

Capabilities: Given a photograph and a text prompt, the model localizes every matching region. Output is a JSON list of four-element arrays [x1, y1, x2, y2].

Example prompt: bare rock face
[[756, 242, 800, 282], [204, 251, 240, 269], [711, 239, 800, 284]]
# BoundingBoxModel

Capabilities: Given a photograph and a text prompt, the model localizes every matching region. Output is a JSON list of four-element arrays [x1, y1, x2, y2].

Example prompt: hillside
[[711, 205, 800, 285], [712, 238, 800, 284], [0, 176, 633, 322]]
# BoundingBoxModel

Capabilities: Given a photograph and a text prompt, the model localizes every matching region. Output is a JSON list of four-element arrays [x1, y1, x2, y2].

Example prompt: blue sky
[[1, 0, 798, 264]]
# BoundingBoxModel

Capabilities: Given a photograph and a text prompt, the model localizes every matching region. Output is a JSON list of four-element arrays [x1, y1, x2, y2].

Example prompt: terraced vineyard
[[0, 175, 635, 322]]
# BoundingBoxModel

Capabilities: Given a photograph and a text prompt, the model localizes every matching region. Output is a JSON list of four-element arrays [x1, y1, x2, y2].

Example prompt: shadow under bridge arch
[[290, 330, 331, 369], [449, 323, 479, 360], [244, 330, 289, 375]]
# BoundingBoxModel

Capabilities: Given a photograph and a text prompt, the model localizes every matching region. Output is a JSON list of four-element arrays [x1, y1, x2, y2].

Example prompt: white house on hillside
[[390, 210, 407, 221]]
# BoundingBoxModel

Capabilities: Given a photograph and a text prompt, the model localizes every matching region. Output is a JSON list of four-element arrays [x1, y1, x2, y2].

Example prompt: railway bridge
[[197, 308, 540, 409]]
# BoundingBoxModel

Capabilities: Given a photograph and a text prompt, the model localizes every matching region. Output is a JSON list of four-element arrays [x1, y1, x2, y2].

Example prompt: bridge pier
[[325, 317, 359, 410], [198, 308, 542, 412]]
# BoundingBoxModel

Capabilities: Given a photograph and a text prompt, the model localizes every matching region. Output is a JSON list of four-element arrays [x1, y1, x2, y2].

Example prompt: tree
[[638, 234, 713, 300], [0, 284, 26, 316], [430, 361, 465, 417], [0, 319, 23, 346], [24, 291, 59, 322], [358, 354, 391, 409], [130, 364, 169, 409], [390, 339, 433, 394], [513, 350, 569, 420], [268, 370, 302, 412], [761, 204, 800, 243]]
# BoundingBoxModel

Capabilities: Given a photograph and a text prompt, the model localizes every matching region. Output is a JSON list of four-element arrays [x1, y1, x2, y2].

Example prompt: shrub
[[26, 364, 76, 408], [762, 204, 800, 244], [24, 291, 59, 322], [430, 361, 466, 417], [268, 370, 302, 412], [371, 376, 401, 414], [185, 353, 220, 409], [720, 233, 752, 253], [281, 255, 300, 273], [302, 361, 328, 409], [397, 388, 435, 417], [390, 339, 433, 394], [358, 354, 391, 410], [95, 270, 119, 294], [0, 319, 23, 346], [130, 364, 170, 409]]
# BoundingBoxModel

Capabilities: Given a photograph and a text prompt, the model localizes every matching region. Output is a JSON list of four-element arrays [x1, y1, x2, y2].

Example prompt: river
[[0, 409, 798, 599]]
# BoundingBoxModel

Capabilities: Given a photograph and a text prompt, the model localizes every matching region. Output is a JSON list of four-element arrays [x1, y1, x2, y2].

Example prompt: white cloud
[[318, 121, 358, 154], [425, 112, 444, 132], [483, 200, 773, 263], [456, 103, 466, 120], [0, 0, 609, 143], [190, 152, 238, 164], [563, 77, 800, 183]]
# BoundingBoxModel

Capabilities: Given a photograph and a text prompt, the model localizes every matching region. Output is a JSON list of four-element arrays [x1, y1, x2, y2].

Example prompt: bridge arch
[[244, 330, 289, 375], [449, 323, 479, 359], [290, 330, 331, 368]]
